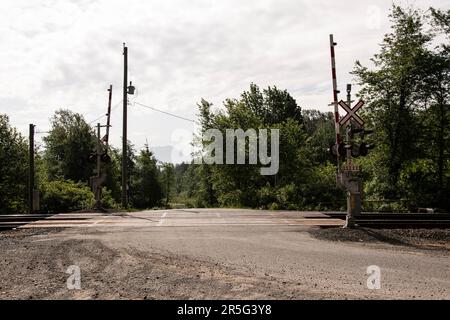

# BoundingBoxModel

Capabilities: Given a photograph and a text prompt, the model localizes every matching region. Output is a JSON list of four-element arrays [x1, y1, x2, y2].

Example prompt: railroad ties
[[1, 211, 449, 231], [0, 213, 98, 231], [318, 212, 450, 228]]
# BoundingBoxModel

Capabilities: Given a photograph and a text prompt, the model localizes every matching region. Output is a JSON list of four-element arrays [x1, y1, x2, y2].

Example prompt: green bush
[[218, 189, 242, 207], [41, 180, 95, 213], [258, 183, 276, 209], [275, 183, 297, 209], [101, 188, 120, 209], [268, 202, 280, 211]]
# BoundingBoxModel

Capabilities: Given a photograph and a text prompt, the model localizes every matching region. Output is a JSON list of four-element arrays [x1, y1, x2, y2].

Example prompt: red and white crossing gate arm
[[329, 34, 341, 146]]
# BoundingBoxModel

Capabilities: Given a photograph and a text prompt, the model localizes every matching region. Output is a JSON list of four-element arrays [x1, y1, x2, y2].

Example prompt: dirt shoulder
[[1, 226, 448, 300], [0, 228, 331, 300], [309, 227, 450, 251]]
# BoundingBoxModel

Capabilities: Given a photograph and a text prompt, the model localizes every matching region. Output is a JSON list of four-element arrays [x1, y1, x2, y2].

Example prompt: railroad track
[[0, 214, 55, 230], [1, 212, 449, 231], [0, 213, 92, 230], [321, 212, 450, 228]]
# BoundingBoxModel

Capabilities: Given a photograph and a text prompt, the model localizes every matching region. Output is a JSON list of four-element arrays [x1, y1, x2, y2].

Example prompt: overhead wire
[[134, 101, 197, 124], [125, 53, 197, 124], [88, 100, 123, 125]]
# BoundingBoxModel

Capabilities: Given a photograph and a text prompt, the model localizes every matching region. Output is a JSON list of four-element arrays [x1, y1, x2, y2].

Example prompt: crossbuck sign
[[339, 100, 364, 127]]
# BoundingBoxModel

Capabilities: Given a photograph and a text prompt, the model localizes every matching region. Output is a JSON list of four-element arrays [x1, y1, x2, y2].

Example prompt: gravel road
[[0, 209, 448, 300]]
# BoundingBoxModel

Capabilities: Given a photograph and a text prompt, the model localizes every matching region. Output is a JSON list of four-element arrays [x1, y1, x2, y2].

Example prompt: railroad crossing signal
[[339, 100, 364, 127]]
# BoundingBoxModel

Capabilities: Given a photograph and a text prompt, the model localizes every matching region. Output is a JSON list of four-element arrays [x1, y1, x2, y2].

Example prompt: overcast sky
[[1, 0, 448, 163]]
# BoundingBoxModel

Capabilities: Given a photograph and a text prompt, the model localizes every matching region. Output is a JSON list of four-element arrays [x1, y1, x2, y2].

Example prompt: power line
[[134, 101, 197, 123], [88, 100, 123, 125], [34, 125, 51, 134], [89, 114, 107, 125]]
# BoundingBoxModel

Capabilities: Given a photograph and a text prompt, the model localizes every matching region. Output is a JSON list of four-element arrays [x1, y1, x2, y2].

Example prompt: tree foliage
[[1, 4, 448, 213], [0, 114, 28, 213], [353, 5, 449, 210], [175, 84, 343, 210], [130, 145, 163, 208], [43, 109, 96, 183], [40, 179, 95, 213]]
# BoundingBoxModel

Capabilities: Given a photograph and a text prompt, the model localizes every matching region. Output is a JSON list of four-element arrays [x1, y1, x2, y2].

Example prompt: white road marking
[[17, 211, 345, 229], [158, 212, 168, 226], [91, 219, 104, 226], [21, 219, 344, 228]]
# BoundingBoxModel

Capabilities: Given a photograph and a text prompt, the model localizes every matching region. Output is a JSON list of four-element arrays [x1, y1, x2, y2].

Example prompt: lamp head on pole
[[127, 81, 135, 95]]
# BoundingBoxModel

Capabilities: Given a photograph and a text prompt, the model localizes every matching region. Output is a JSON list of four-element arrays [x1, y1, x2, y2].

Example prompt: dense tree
[[115, 141, 137, 205], [0, 114, 28, 213], [353, 5, 449, 210], [102, 146, 122, 204], [189, 84, 341, 209], [173, 162, 189, 195], [130, 145, 163, 208], [302, 110, 336, 165], [421, 8, 450, 209], [161, 163, 175, 206], [43, 109, 96, 183], [353, 6, 430, 198]]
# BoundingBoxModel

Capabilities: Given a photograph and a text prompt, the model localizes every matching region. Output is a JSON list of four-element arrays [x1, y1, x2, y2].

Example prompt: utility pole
[[166, 167, 170, 206], [89, 86, 113, 211], [29, 124, 35, 214], [122, 43, 128, 208], [95, 123, 102, 209], [344, 84, 361, 228], [105, 85, 112, 148]]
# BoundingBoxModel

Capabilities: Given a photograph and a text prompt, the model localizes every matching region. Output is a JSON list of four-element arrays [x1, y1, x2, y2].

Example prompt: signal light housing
[[359, 143, 375, 157], [101, 152, 111, 163], [330, 142, 347, 158]]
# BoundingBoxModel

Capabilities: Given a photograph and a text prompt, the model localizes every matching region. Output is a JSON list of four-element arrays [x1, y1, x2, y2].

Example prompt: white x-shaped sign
[[338, 100, 364, 127]]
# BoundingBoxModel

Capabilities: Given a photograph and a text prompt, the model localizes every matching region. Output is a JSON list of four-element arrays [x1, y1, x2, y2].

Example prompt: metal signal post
[[29, 124, 35, 214], [105, 85, 112, 148], [343, 85, 362, 228], [329, 35, 370, 228]]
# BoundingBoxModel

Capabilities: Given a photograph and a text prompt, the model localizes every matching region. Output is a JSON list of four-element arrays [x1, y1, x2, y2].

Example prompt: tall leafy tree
[[302, 110, 335, 165], [161, 163, 175, 206], [0, 114, 28, 213], [43, 109, 96, 183], [195, 99, 218, 207], [103, 146, 122, 203], [194, 84, 320, 209], [353, 5, 431, 199], [130, 144, 163, 208], [410, 8, 450, 209], [116, 140, 137, 205]]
